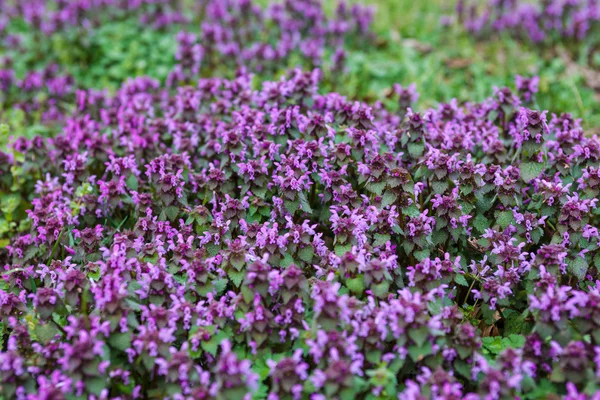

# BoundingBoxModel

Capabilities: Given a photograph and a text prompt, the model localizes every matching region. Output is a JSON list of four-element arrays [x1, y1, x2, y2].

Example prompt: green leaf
[[472, 214, 490, 233], [34, 322, 60, 344], [431, 180, 449, 195], [568, 257, 588, 280], [366, 181, 386, 196], [202, 338, 219, 357], [298, 246, 314, 263], [365, 350, 383, 365], [213, 278, 228, 295], [403, 204, 421, 218], [0, 123, 8, 137], [253, 186, 268, 198], [454, 274, 469, 287], [594, 252, 600, 269], [87, 377, 107, 396], [407, 142, 425, 158], [507, 334, 526, 348], [280, 253, 295, 268], [164, 205, 179, 221], [371, 281, 390, 298], [481, 303, 497, 325], [230, 256, 246, 271], [495, 210, 514, 229], [335, 243, 352, 256], [126, 174, 138, 191], [475, 193, 494, 212], [482, 336, 504, 355], [346, 276, 365, 295], [373, 233, 390, 247], [202, 330, 228, 356], [454, 360, 472, 378], [388, 355, 405, 373], [460, 184, 473, 195], [503, 309, 533, 335], [205, 243, 220, 256], [483, 334, 526, 359], [298, 192, 313, 214], [525, 379, 557, 399], [408, 326, 429, 347], [408, 341, 432, 362], [530, 229, 542, 244], [253, 382, 269, 400], [431, 230, 448, 245], [413, 248, 430, 261], [520, 161, 545, 183], [284, 199, 299, 215], [0, 193, 21, 214], [228, 269, 245, 287], [109, 332, 132, 351], [381, 191, 397, 208]]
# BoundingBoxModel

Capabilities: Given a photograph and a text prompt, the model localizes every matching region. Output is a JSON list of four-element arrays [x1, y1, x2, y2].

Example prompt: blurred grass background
[[340, 0, 600, 130]]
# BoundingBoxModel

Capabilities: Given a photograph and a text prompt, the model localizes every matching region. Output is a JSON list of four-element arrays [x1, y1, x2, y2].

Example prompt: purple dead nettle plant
[[3, 61, 600, 398], [2, 2, 600, 397]]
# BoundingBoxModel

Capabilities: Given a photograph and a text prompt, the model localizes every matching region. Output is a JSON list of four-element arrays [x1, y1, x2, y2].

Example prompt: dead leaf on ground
[[558, 48, 600, 91], [480, 323, 500, 337], [444, 57, 472, 69], [403, 38, 433, 54]]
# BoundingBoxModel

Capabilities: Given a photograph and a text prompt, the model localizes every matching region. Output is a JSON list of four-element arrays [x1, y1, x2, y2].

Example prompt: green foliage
[[481, 334, 526, 359]]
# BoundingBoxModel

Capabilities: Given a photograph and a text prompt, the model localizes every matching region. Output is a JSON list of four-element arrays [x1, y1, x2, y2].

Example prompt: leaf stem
[[463, 274, 478, 305]]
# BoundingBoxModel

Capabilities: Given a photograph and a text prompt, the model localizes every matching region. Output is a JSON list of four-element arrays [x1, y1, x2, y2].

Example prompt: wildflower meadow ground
[[2, 1, 600, 399]]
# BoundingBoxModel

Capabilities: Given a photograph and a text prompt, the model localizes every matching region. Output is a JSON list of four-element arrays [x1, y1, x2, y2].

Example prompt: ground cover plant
[[3, 0, 600, 399], [3, 57, 600, 399]]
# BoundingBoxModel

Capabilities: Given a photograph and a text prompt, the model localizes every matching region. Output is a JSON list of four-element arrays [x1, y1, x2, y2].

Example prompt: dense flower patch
[[457, 0, 600, 45], [2, 1, 600, 399], [2, 63, 600, 399]]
